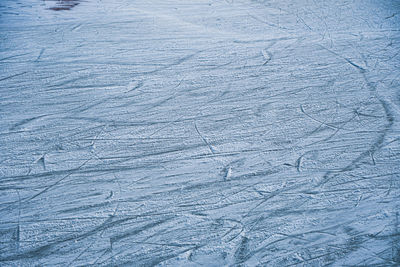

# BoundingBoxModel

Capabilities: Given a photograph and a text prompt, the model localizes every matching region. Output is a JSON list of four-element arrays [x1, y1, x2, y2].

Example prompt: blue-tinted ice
[[1, 0, 400, 265]]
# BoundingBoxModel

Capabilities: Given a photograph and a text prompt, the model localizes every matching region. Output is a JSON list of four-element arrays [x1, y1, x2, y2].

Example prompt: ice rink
[[1, 0, 400, 265]]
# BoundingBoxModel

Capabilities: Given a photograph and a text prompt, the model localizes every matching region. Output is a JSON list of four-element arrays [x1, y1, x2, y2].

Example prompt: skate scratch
[[194, 122, 216, 155]]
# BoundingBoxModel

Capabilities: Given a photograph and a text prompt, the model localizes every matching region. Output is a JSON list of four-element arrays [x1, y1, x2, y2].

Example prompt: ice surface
[[1, 0, 400, 266]]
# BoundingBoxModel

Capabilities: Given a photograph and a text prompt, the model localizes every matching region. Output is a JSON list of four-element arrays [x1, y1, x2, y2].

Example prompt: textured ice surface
[[1, 0, 400, 266]]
